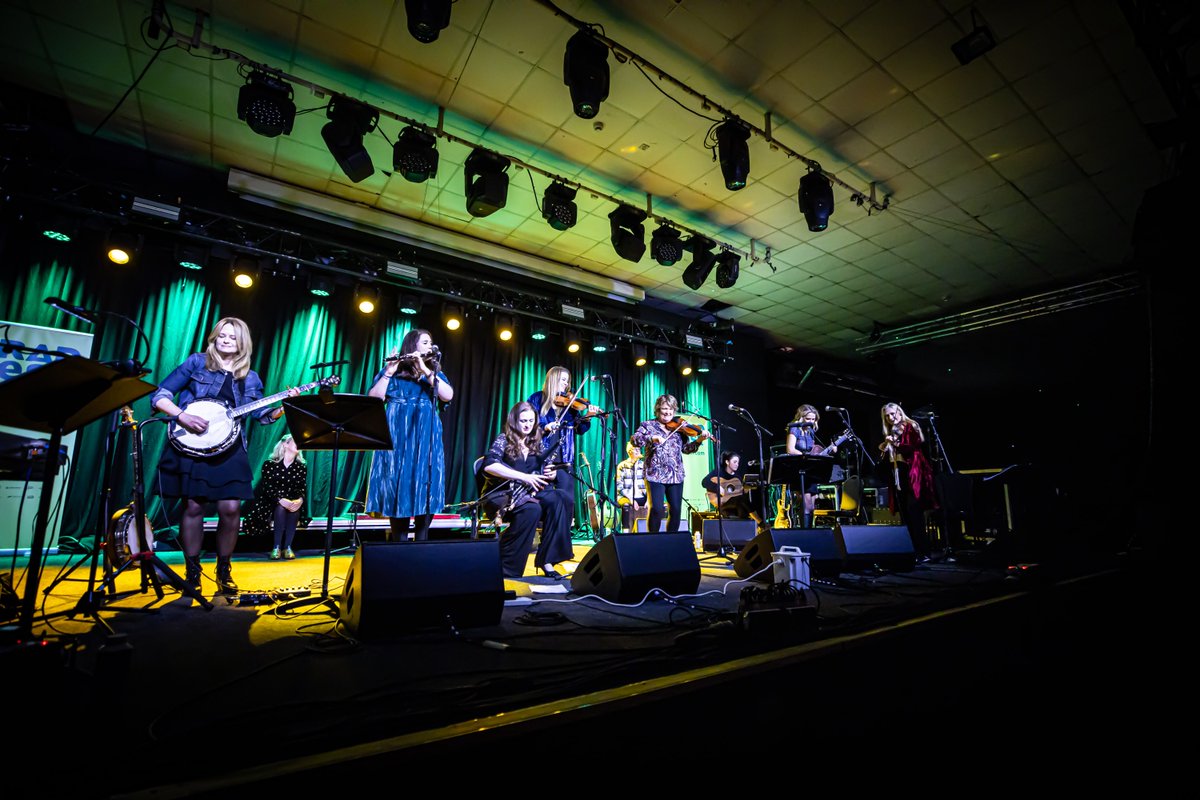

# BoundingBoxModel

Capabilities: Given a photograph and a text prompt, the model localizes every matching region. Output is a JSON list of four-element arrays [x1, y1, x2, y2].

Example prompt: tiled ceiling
[[0, 0, 1171, 357]]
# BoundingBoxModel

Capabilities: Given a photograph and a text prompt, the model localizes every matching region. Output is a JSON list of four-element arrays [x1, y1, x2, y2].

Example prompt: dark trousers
[[498, 488, 574, 577], [647, 481, 683, 533], [272, 504, 299, 549]]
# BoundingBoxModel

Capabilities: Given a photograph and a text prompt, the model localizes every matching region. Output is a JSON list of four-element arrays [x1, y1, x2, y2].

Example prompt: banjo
[[168, 375, 340, 457]]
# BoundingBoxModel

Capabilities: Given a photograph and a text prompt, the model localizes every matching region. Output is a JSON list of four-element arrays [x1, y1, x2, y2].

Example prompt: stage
[[2, 533, 1164, 797]]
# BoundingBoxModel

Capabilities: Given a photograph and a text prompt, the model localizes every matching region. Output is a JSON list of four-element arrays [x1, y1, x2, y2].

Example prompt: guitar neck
[[229, 379, 324, 419]]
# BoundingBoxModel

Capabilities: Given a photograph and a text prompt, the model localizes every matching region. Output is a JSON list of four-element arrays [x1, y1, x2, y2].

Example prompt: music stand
[[278, 393, 391, 614], [0, 356, 159, 637], [768, 454, 836, 528]]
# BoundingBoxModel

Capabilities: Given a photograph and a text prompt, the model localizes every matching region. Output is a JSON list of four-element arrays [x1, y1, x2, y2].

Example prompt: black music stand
[[0, 356, 159, 637], [768, 454, 836, 528], [278, 393, 391, 614]]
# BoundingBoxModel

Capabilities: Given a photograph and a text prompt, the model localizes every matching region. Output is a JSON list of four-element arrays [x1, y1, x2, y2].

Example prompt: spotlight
[[652, 347, 668, 365], [106, 229, 142, 265], [677, 354, 693, 376], [322, 96, 379, 183], [308, 274, 334, 297], [443, 302, 463, 331], [609, 205, 647, 263], [398, 293, 422, 315], [496, 314, 515, 342], [542, 182, 577, 230], [633, 344, 648, 367], [715, 250, 740, 288], [566, 328, 581, 354], [563, 29, 609, 119], [592, 333, 610, 353], [405, 0, 451, 43], [715, 118, 751, 191], [951, 20, 996, 66], [237, 70, 296, 138], [231, 254, 258, 288], [531, 321, 548, 341], [697, 358, 713, 374], [356, 284, 380, 314], [175, 243, 208, 271], [682, 236, 716, 290], [799, 170, 834, 232], [464, 149, 510, 217], [651, 225, 683, 266], [392, 126, 439, 183], [41, 214, 77, 243]]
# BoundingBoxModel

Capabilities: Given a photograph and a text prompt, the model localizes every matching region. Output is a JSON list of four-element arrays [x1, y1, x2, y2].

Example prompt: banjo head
[[169, 399, 240, 457]]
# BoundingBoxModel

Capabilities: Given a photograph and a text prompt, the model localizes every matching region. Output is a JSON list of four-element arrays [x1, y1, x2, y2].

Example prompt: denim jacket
[[152, 353, 276, 446]]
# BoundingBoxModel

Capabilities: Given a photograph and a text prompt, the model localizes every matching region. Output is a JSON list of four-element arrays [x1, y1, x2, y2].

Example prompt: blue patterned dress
[[366, 369, 447, 517]]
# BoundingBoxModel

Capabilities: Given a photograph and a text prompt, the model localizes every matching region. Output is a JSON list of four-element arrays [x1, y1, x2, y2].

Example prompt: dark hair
[[721, 450, 740, 465], [397, 328, 436, 379], [503, 401, 542, 459]]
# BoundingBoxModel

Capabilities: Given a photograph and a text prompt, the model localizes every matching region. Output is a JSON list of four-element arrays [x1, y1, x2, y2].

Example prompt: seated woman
[[481, 402, 575, 579], [701, 450, 754, 520], [244, 433, 307, 559]]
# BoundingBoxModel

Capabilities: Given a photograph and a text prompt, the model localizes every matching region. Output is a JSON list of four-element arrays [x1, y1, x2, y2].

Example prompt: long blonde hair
[[539, 366, 570, 417], [794, 404, 820, 430], [881, 402, 923, 441], [204, 317, 253, 379], [269, 433, 305, 465]]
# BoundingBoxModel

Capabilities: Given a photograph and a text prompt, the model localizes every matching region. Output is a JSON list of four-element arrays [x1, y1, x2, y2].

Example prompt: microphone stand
[[731, 406, 773, 525], [694, 411, 739, 565], [602, 376, 627, 536]]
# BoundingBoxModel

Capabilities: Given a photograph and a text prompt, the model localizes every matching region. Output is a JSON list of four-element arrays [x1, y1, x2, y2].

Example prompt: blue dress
[[366, 369, 447, 517]]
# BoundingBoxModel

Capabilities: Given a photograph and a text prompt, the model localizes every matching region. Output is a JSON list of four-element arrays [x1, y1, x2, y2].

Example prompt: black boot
[[215, 557, 238, 595], [184, 555, 202, 591]]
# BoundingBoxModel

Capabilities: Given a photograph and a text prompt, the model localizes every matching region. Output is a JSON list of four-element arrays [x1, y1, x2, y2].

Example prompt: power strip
[[275, 586, 312, 598]]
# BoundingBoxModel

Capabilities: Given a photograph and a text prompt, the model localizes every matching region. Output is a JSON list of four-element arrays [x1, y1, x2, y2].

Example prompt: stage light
[[799, 170, 834, 232], [398, 293, 422, 315], [231, 255, 258, 288], [633, 344, 648, 367], [715, 118, 751, 191], [531, 321, 548, 341], [405, 0, 451, 43], [464, 149, 510, 217], [237, 70, 296, 138], [175, 243, 207, 271], [356, 284, 379, 314], [566, 328, 581, 354], [322, 96, 379, 183], [41, 214, 76, 243], [682, 236, 716, 290], [106, 229, 141, 265], [715, 250, 740, 288], [951, 17, 996, 65], [542, 182, 577, 230], [308, 274, 334, 297], [609, 205, 646, 263], [592, 333, 610, 353], [443, 302, 463, 331], [651, 225, 683, 266], [563, 29, 609, 119], [652, 347, 668, 365], [392, 126, 439, 183], [697, 358, 712, 374], [496, 314, 515, 342], [677, 354, 693, 376]]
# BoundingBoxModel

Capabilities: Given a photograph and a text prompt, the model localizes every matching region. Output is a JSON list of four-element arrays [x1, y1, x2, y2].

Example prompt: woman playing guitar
[[785, 404, 843, 528], [152, 317, 295, 594]]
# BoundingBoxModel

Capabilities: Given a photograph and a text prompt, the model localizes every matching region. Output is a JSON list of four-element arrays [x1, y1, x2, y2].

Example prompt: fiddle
[[663, 415, 713, 441], [553, 391, 602, 419]]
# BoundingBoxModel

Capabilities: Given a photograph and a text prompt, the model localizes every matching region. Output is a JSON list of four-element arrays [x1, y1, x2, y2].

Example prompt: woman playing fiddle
[[528, 367, 601, 494], [879, 402, 936, 554], [631, 394, 712, 534], [366, 329, 453, 542], [482, 402, 574, 579]]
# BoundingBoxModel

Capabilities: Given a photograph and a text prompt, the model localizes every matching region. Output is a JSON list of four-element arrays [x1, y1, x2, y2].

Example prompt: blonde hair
[[204, 317, 253, 379], [539, 366, 571, 417], [881, 402, 923, 441], [794, 404, 820, 430], [269, 433, 305, 465], [655, 394, 678, 415]]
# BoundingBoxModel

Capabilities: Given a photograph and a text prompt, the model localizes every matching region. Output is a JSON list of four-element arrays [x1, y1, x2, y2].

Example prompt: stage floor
[[2, 536, 1166, 797]]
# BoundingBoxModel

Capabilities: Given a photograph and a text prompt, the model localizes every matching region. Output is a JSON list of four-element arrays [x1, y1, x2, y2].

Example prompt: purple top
[[631, 419, 701, 485]]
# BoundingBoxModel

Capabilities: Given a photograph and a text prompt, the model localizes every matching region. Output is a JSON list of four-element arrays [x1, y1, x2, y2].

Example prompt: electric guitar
[[168, 376, 340, 457]]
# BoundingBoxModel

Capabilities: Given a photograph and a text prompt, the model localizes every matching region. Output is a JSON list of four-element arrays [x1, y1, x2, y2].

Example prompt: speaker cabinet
[[838, 524, 915, 572], [570, 533, 700, 602], [700, 518, 758, 551], [735, 528, 847, 580], [339, 540, 505, 637]]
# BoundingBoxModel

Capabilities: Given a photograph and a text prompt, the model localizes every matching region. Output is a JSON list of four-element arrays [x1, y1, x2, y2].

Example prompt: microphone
[[728, 403, 749, 415], [310, 359, 350, 370], [588, 374, 611, 381], [44, 297, 96, 324], [825, 406, 846, 413]]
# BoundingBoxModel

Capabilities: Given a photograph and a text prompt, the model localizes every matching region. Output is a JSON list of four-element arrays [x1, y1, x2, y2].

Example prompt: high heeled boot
[[215, 556, 238, 595], [184, 555, 202, 591]]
